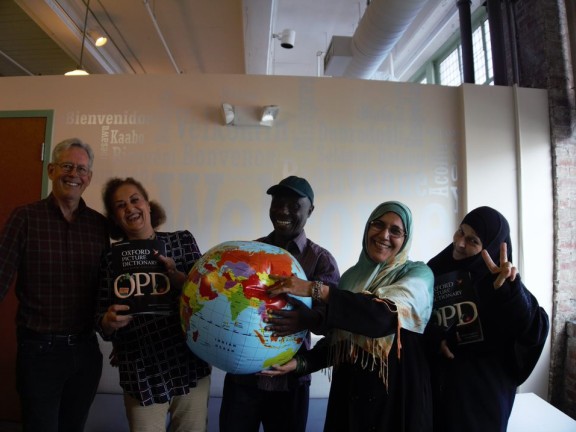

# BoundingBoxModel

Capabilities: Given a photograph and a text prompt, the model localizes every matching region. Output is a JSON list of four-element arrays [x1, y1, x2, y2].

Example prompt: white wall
[[0, 74, 551, 399], [1, 74, 462, 267], [460, 84, 552, 397]]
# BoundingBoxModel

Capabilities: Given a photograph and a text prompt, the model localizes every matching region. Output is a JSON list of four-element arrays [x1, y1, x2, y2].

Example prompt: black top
[[302, 288, 432, 432], [425, 207, 549, 432]]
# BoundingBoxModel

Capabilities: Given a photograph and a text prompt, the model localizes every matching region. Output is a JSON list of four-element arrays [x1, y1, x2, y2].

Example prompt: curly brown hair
[[102, 177, 167, 240]]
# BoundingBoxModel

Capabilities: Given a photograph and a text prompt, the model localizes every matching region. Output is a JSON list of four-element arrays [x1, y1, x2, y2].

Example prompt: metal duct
[[344, 0, 429, 79]]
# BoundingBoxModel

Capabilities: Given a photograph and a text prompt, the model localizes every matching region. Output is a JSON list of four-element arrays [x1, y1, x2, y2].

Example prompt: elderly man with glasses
[[0, 138, 109, 432]]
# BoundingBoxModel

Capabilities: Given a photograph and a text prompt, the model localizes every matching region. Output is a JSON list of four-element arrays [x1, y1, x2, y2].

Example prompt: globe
[[180, 240, 311, 374]]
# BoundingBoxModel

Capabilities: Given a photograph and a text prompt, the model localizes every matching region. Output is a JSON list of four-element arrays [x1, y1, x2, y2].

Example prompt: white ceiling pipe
[[143, 0, 181, 74], [344, 0, 429, 79]]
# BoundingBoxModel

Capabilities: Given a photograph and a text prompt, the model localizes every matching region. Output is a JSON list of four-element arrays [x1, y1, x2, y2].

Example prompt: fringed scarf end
[[329, 338, 390, 389]]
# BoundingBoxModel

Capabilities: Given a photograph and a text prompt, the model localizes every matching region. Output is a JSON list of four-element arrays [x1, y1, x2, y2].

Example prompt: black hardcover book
[[110, 238, 173, 315], [431, 270, 484, 345]]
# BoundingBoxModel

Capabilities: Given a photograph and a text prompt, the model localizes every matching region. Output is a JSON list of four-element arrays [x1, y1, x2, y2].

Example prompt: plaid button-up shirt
[[0, 194, 109, 334]]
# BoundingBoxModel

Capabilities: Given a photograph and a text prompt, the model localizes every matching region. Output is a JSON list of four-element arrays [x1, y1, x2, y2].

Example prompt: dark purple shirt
[[257, 230, 340, 292], [252, 230, 341, 389], [258, 229, 341, 348], [0, 194, 109, 334]]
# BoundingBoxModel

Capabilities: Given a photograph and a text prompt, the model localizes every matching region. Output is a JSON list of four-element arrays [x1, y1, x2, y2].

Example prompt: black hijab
[[427, 206, 513, 278]]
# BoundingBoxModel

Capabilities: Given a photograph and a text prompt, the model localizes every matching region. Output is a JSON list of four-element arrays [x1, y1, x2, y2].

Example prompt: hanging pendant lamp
[[65, 0, 91, 76]]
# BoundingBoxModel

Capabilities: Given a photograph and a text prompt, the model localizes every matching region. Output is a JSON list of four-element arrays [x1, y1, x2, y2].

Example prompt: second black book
[[431, 270, 484, 345]]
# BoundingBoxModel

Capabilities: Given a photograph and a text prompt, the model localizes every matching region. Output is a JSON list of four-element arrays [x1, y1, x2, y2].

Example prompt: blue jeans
[[16, 332, 103, 432]]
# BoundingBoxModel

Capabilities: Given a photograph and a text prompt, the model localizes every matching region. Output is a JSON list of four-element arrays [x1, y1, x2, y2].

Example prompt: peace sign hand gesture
[[481, 242, 518, 289]]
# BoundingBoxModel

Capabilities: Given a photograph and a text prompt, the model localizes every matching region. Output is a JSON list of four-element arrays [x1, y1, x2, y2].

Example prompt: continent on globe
[[180, 241, 312, 374]]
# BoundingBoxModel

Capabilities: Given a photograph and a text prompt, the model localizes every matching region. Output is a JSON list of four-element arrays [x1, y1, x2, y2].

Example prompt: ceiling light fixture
[[90, 32, 108, 47], [95, 36, 107, 47], [272, 29, 296, 49], [65, 0, 91, 76]]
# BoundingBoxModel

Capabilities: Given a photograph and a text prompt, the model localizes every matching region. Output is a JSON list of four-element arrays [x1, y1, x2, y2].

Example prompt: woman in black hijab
[[425, 206, 549, 432]]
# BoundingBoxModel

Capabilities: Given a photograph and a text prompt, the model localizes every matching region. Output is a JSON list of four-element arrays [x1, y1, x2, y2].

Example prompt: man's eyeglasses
[[55, 162, 90, 177], [368, 219, 406, 239]]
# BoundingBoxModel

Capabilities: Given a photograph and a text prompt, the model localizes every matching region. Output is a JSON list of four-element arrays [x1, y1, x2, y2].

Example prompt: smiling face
[[452, 223, 483, 260], [111, 184, 154, 240], [365, 211, 405, 264], [269, 192, 313, 243], [47, 146, 92, 204]]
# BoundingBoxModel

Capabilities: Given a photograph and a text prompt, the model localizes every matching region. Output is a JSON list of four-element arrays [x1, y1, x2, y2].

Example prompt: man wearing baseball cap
[[219, 176, 340, 432], [266, 175, 315, 205]]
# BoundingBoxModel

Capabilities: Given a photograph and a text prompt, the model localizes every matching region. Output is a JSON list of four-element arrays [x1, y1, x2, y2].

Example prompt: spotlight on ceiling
[[88, 30, 107, 47], [94, 35, 108, 47], [260, 105, 279, 127], [272, 29, 296, 49]]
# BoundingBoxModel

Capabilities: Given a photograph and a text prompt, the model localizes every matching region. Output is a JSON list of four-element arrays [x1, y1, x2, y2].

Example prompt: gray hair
[[51, 138, 95, 169]]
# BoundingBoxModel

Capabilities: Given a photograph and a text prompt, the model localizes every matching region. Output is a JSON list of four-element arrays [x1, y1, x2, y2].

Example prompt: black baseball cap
[[266, 176, 314, 205]]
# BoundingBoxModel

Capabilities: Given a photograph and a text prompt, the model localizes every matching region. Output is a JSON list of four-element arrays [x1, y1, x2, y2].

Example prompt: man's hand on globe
[[259, 358, 297, 377], [265, 296, 320, 336], [268, 274, 312, 298]]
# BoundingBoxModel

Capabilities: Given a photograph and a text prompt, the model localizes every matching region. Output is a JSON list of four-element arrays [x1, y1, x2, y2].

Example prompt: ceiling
[[0, 0, 483, 80]]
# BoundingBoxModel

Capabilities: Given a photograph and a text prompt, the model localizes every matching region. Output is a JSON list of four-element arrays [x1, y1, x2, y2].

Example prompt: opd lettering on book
[[114, 272, 171, 298], [434, 301, 479, 327]]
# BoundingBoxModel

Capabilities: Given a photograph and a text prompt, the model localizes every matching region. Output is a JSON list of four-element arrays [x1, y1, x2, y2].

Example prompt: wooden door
[[0, 115, 49, 422]]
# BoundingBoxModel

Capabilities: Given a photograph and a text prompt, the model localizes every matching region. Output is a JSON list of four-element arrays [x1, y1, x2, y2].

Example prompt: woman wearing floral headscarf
[[264, 201, 434, 432], [425, 206, 549, 432]]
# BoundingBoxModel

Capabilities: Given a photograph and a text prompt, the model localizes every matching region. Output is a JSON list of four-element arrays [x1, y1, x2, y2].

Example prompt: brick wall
[[507, 0, 576, 417]]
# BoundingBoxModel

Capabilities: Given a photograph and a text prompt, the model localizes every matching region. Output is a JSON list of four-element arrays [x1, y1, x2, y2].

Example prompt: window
[[412, 9, 493, 86], [438, 48, 463, 86]]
